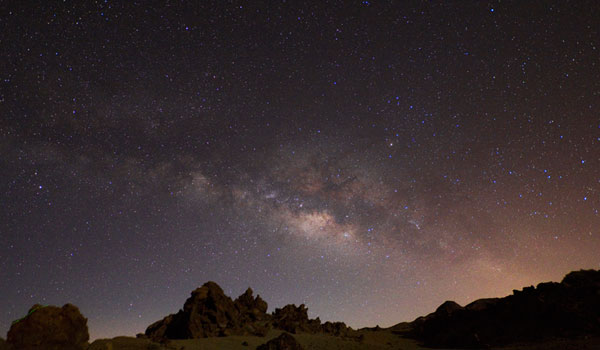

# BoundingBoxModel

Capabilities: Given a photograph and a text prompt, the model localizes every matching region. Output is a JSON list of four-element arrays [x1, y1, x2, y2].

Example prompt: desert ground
[[88, 328, 425, 350], [86, 329, 600, 350]]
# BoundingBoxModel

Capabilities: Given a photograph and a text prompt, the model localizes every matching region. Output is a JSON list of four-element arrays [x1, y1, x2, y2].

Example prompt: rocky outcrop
[[235, 287, 269, 320], [272, 304, 321, 334], [234, 287, 271, 336], [406, 269, 600, 348], [256, 333, 304, 350], [145, 281, 355, 341], [145, 282, 270, 340], [6, 304, 89, 350], [321, 321, 352, 336]]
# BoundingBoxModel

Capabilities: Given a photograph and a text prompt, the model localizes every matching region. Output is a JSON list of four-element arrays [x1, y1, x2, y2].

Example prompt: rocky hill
[[3, 269, 599, 349], [144, 281, 357, 342], [401, 269, 600, 348]]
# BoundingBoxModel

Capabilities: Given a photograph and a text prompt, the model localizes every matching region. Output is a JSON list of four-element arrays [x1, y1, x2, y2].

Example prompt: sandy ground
[[89, 329, 428, 350], [87, 331, 600, 350]]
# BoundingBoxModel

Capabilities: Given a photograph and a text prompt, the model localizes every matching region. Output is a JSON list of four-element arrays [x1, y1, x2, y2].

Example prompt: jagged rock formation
[[145, 282, 270, 340], [271, 304, 321, 334], [256, 332, 304, 350], [234, 287, 271, 336], [321, 321, 354, 337], [405, 269, 600, 348], [6, 304, 89, 350], [145, 281, 354, 341]]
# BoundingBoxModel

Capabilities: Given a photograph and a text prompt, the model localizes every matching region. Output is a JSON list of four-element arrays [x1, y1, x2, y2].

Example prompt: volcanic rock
[[146, 282, 238, 339], [145, 282, 270, 340], [407, 269, 600, 348], [256, 332, 304, 350], [145, 281, 355, 340], [6, 303, 89, 350], [271, 304, 320, 334], [321, 321, 351, 336], [434, 300, 463, 315], [234, 287, 269, 320]]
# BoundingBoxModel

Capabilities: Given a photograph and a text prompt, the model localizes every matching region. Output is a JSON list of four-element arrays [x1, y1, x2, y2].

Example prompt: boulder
[[256, 332, 304, 350], [6, 304, 89, 350]]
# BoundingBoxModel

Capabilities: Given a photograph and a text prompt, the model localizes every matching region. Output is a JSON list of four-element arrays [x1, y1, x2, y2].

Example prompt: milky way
[[1, 1, 599, 340]]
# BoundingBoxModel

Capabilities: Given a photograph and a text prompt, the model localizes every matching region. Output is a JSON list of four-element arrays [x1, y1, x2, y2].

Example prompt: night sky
[[1, 0, 600, 341]]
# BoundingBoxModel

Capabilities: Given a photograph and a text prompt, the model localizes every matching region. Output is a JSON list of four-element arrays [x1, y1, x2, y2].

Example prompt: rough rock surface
[[234, 287, 271, 336], [272, 304, 321, 334], [145, 281, 354, 341], [321, 321, 352, 336], [145, 281, 270, 340], [256, 332, 304, 350], [235, 287, 269, 320], [406, 269, 600, 348], [6, 303, 89, 350]]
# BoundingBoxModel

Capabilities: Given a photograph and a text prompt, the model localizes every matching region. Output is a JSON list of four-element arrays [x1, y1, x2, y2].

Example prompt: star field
[[1, 0, 599, 341]]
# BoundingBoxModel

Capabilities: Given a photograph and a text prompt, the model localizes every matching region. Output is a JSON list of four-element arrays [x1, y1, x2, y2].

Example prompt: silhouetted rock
[[145, 282, 270, 340], [145, 281, 355, 340], [6, 304, 89, 350], [256, 332, 304, 350], [434, 300, 463, 315], [235, 287, 269, 320], [146, 282, 238, 339], [321, 321, 351, 336], [233, 287, 271, 336], [272, 304, 320, 334], [406, 269, 600, 348]]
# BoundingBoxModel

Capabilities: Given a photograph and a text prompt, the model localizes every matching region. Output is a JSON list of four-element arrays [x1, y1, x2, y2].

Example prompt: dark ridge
[[400, 269, 600, 348]]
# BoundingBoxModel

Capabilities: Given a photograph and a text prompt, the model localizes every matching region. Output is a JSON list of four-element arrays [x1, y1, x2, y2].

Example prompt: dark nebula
[[1, 0, 599, 340]]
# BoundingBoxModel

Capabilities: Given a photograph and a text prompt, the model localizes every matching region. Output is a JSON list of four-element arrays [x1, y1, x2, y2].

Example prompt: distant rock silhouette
[[433, 300, 463, 315], [235, 287, 269, 320], [234, 287, 271, 336], [256, 332, 304, 350], [271, 304, 321, 334], [405, 269, 600, 348], [145, 281, 355, 341], [6, 304, 89, 350], [321, 321, 352, 336], [145, 281, 270, 340]]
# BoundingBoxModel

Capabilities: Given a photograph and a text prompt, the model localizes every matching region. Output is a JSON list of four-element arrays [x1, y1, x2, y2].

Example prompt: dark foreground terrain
[[2, 269, 599, 350], [398, 269, 600, 349]]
